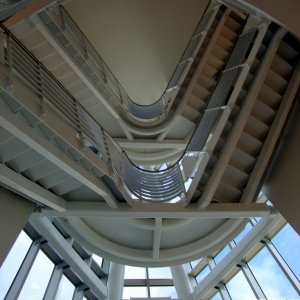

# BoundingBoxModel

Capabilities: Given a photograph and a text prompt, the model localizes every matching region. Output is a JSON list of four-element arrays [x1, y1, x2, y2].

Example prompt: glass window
[[266, 200, 273, 206], [226, 270, 256, 300], [18, 250, 54, 300], [148, 267, 172, 279], [214, 245, 231, 264], [92, 254, 103, 267], [190, 258, 202, 268], [234, 222, 253, 244], [196, 265, 210, 283], [55, 275, 74, 300], [248, 247, 299, 299], [150, 286, 177, 298], [210, 291, 222, 300], [272, 224, 300, 280], [0, 231, 32, 299], [123, 286, 148, 299], [124, 266, 146, 279]]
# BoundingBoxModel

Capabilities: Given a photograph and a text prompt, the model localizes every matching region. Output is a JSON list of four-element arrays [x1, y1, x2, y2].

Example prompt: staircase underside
[[0, 1, 299, 266]]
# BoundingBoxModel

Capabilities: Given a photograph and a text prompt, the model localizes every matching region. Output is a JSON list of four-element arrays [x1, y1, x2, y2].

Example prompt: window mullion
[[43, 263, 64, 300], [263, 239, 300, 294], [239, 260, 266, 299], [5, 238, 42, 299]]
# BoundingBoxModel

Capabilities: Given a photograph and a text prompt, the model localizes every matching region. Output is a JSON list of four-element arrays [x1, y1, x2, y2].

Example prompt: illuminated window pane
[[190, 258, 202, 268], [210, 292, 222, 300], [0, 231, 32, 299], [124, 266, 146, 279], [150, 286, 177, 298], [226, 271, 256, 300], [234, 222, 253, 244], [214, 245, 231, 264], [55, 275, 74, 300], [92, 254, 103, 267], [18, 250, 54, 300], [196, 265, 210, 283], [123, 287, 147, 299], [272, 224, 300, 280], [148, 267, 172, 279], [248, 247, 299, 298]]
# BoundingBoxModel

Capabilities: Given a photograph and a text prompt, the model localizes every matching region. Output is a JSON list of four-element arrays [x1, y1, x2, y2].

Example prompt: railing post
[[101, 129, 111, 164], [58, 5, 66, 31], [5, 33, 13, 92], [82, 36, 88, 60], [74, 102, 85, 150], [116, 82, 124, 106], [178, 164, 187, 202], [100, 59, 108, 84]]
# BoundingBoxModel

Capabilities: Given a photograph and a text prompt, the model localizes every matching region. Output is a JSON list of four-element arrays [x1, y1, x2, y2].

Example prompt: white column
[[170, 264, 193, 300], [107, 262, 125, 300]]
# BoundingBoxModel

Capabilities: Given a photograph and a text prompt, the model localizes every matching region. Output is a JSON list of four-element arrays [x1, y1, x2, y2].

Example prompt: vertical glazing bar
[[239, 261, 266, 299], [43, 264, 64, 300], [5, 239, 42, 300], [263, 239, 300, 294], [72, 285, 84, 300]]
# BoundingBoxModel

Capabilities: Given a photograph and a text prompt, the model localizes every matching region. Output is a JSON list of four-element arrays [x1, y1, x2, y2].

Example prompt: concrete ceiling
[[65, 0, 209, 105]]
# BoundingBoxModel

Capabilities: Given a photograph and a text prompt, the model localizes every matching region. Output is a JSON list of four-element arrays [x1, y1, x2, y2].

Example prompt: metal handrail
[[37, 3, 219, 121], [0, 23, 257, 204]]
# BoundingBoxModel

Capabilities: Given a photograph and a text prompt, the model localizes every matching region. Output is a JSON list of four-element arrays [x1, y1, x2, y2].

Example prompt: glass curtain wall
[[1, 196, 299, 300]]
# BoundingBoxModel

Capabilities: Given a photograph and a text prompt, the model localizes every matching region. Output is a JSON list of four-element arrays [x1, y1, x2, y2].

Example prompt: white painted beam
[[42, 202, 276, 219], [30, 214, 107, 298], [116, 138, 186, 149], [0, 163, 66, 212], [125, 148, 183, 162]]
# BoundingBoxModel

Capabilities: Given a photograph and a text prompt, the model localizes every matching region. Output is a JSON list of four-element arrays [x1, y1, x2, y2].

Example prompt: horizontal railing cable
[[0, 21, 257, 204]]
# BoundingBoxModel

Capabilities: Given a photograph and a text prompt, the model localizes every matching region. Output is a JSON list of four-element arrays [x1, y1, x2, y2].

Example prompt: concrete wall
[[263, 101, 300, 234], [0, 187, 35, 266], [242, 0, 300, 38]]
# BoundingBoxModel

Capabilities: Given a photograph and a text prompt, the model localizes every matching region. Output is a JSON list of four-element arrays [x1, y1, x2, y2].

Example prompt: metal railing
[[121, 28, 257, 202], [0, 22, 257, 204], [37, 4, 219, 121], [2, 29, 111, 164], [0, 0, 33, 21]]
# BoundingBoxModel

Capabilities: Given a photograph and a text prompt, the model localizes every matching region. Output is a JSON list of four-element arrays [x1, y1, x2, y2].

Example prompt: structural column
[[170, 264, 194, 300], [0, 186, 35, 267], [107, 262, 125, 300]]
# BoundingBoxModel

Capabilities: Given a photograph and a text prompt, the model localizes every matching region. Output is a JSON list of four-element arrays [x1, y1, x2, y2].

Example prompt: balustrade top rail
[[0, 20, 257, 203], [38, 3, 218, 120]]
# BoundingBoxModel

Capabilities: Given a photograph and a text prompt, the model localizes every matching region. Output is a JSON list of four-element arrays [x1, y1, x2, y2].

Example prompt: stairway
[[6, 4, 232, 137], [192, 27, 300, 205], [0, 91, 110, 204], [181, 10, 247, 124]]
